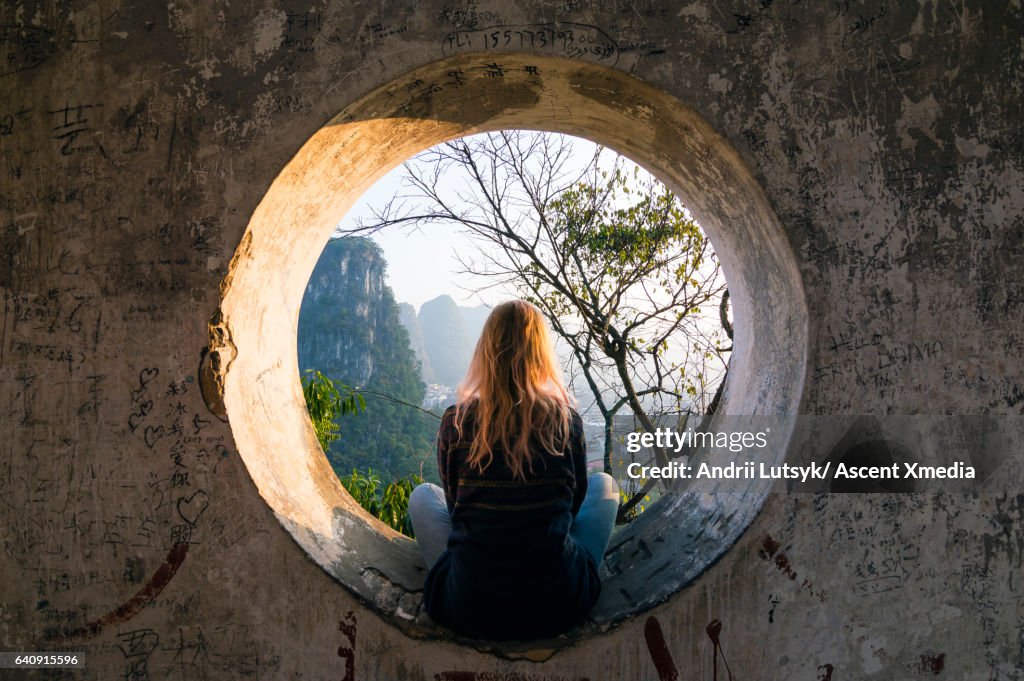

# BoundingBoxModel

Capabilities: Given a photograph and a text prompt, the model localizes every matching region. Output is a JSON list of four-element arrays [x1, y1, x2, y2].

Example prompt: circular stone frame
[[213, 53, 808, 651]]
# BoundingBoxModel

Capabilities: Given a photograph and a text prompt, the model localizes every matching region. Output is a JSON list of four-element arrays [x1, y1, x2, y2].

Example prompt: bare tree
[[345, 131, 731, 521]]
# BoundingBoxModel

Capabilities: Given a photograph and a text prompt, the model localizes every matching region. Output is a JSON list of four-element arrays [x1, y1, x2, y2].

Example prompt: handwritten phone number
[[485, 28, 608, 54], [443, 23, 619, 62]]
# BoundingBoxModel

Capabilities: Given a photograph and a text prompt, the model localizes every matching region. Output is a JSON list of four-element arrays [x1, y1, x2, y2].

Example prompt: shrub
[[337, 468, 424, 538]]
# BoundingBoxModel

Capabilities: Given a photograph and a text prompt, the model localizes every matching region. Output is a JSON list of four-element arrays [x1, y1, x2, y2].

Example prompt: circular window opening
[[213, 54, 808, 653], [298, 130, 734, 526]]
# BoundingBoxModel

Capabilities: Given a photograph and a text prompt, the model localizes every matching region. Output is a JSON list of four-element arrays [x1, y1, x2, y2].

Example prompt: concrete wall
[[1, 1, 1022, 679]]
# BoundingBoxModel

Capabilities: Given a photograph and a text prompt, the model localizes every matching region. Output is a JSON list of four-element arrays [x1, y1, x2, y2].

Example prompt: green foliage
[[337, 468, 424, 538], [517, 155, 724, 414], [301, 368, 424, 538], [533, 166, 706, 329], [301, 369, 366, 450], [553, 168, 702, 277]]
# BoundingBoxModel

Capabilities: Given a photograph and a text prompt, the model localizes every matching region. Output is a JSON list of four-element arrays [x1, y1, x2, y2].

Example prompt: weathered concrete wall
[[1, 1, 1022, 679]]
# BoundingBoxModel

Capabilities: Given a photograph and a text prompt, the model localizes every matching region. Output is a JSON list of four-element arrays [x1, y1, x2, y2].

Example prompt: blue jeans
[[408, 472, 620, 569]]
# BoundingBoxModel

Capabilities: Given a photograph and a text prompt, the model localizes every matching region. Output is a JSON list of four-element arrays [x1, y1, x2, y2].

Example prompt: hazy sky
[[334, 133, 605, 311], [333, 164, 498, 309]]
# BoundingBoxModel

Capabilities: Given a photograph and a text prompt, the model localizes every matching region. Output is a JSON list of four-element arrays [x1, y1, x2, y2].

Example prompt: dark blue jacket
[[423, 404, 600, 640]]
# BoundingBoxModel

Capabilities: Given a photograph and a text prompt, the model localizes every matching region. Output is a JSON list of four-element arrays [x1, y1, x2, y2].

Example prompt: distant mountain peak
[[397, 296, 492, 388]]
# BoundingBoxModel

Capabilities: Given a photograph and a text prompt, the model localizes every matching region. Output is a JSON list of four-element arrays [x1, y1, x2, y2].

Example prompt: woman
[[408, 299, 619, 640]]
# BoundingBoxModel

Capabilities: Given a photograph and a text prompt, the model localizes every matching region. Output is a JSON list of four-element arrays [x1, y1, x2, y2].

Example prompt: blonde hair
[[454, 300, 572, 480]]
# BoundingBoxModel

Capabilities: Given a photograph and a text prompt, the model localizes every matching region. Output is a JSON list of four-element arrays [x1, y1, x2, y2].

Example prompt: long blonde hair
[[454, 300, 572, 480]]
